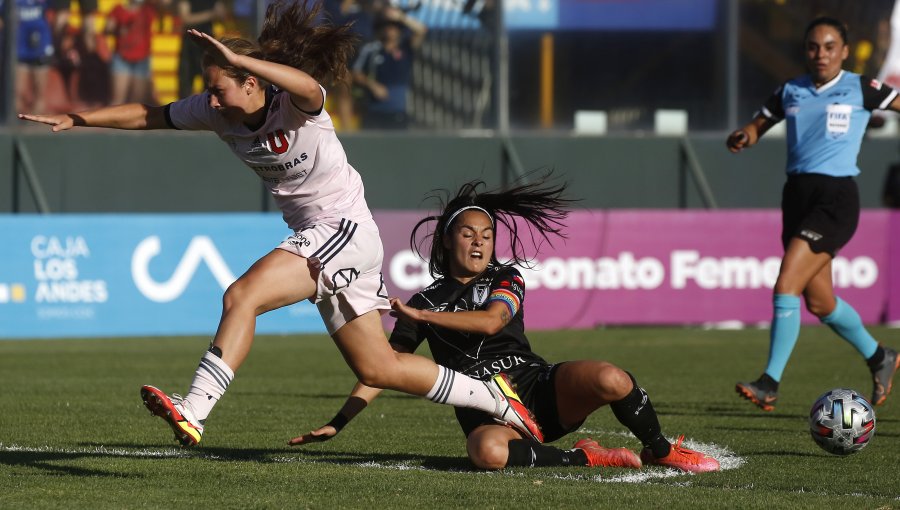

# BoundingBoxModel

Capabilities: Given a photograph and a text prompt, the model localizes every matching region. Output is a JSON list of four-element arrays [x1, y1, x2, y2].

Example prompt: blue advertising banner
[[406, 0, 715, 30], [0, 214, 323, 339], [555, 0, 717, 31], [505, 0, 559, 30]]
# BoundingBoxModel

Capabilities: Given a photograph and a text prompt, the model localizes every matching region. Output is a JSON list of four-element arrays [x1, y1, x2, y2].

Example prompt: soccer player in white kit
[[18, 1, 542, 447]]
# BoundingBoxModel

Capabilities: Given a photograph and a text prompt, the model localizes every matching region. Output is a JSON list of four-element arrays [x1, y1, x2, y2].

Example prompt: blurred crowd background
[[2, 0, 900, 132]]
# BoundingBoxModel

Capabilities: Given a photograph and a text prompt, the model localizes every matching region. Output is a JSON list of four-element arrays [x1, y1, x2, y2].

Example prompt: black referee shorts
[[454, 362, 581, 443], [781, 173, 860, 257]]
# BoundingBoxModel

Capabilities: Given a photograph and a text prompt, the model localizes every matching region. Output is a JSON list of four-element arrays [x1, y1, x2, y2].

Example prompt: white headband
[[444, 206, 494, 234]]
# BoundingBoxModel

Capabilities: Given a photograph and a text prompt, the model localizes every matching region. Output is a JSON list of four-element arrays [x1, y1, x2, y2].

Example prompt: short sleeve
[[759, 84, 785, 121], [165, 94, 219, 131]]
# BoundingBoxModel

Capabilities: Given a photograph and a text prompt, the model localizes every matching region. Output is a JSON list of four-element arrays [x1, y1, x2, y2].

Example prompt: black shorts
[[454, 362, 581, 443], [781, 173, 859, 256]]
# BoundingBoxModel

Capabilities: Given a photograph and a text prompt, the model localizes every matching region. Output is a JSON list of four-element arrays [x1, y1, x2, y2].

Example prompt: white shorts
[[276, 218, 390, 335]]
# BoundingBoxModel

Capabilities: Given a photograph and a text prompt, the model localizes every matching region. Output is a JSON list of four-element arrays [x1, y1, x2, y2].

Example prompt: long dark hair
[[411, 172, 574, 278], [202, 0, 358, 86]]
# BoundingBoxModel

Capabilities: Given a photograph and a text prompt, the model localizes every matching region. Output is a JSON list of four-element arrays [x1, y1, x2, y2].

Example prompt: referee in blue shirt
[[726, 16, 900, 411]]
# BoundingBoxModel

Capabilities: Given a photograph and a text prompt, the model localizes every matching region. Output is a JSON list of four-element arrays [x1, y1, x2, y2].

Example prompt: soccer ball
[[809, 388, 876, 456]]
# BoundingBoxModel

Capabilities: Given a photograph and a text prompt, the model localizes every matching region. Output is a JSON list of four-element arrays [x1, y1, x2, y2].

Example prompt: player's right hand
[[726, 129, 750, 153], [288, 425, 339, 446], [18, 113, 76, 132]]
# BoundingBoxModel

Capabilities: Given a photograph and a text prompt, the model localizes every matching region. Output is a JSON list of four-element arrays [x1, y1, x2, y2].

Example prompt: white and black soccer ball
[[809, 388, 876, 456]]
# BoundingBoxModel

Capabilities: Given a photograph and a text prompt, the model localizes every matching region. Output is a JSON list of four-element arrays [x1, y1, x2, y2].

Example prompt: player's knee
[[221, 280, 248, 312], [221, 279, 264, 314], [594, 363, 632, 400], [805, 296, 834, 318], [352, 363, 394, 389], [467, 438, 507, 470]]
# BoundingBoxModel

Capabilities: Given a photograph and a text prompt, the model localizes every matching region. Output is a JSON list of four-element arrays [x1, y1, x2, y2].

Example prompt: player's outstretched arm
[[186, 29, 323, 114], [390, 297, 511, 336], [18, 104, 170, 132], [288, 381, 384, 445]]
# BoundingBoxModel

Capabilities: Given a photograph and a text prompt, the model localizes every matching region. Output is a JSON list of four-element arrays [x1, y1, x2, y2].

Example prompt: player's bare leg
[[333, 312, 542, 441], [738, 238, 831, 410], [142, 249, 316, 445]]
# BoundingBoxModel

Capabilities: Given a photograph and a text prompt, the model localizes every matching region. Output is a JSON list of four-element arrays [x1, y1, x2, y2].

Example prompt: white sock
[[184, 351, 235, 423], [426, 365, 497, 415]]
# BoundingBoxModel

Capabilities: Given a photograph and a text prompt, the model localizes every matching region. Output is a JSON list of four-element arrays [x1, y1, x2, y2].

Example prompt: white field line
[[5, 442, 890, 499], [1, 430, 745, 485]]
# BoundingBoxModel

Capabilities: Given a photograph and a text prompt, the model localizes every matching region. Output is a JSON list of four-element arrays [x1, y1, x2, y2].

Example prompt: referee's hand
[[726, 129, 750, 153]]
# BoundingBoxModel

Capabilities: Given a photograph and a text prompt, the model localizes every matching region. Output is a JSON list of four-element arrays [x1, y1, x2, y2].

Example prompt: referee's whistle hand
[[726, 130, 749, 153]]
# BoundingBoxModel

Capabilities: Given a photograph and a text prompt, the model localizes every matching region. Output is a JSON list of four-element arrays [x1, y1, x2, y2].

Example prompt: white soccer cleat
[[486, 373, 544, 443], [141, 385, 204, 447]]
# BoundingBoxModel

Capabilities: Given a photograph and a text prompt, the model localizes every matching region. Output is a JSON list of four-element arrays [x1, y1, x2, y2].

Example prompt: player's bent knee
[[595, 364, 632, 399], [352, 364, 396, 389], [805, 298, 834, 318], [221, 279, 271, 315], [467, 438, 507, 470], [221, 280, 251, 310]]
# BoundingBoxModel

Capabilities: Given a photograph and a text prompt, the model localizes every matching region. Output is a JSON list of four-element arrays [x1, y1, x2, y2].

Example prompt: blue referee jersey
[[760, 71, 898, 177]]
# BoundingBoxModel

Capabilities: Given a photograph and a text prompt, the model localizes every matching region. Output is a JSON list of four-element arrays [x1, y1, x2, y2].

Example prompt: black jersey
[[390, 265, 547, 380]]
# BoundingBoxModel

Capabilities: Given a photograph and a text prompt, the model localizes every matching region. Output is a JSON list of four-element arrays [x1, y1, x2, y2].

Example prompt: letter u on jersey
[[266, 129, 290, 154]]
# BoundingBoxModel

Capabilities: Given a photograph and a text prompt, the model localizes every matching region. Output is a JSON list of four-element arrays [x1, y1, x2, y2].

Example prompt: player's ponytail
[[201, 1, 358, 87], [412, 171, 575, 278], [257, 0, 358, 86]]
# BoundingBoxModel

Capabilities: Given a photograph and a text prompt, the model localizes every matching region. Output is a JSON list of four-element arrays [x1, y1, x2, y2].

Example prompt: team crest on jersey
[[247, 136, 268, 155], [473, 284, 490, 306]]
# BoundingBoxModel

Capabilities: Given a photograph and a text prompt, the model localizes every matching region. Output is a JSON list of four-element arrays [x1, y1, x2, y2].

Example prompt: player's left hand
[[389, 297, 424, 323], [186, 29, 240, 68], [18, 113, 77, 131], [288, 425, 339, 445]]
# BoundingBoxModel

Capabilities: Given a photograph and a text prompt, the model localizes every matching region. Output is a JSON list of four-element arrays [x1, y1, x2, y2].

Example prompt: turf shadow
[[0, 449, 142, 478], [73, 442, 476, 471]]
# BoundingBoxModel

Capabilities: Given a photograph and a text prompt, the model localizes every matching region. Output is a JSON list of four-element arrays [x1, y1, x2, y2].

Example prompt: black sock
[[757, 373, 779, 392], [610, 372, 670, 459], [505, 439, 588, 467], [867, 346, 886, 370]]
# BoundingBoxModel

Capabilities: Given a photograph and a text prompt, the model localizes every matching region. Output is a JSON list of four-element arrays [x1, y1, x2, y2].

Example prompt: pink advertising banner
[[375, 210, 893, 331], [890, 212, 900, 325]]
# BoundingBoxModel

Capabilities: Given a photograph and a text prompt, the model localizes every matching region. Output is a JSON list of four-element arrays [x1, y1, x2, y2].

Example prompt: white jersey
[[166, 86, 373, 230]]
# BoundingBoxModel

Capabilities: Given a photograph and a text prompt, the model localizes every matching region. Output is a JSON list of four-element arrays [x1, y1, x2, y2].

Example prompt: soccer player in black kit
[[290, 176, 719, 472]]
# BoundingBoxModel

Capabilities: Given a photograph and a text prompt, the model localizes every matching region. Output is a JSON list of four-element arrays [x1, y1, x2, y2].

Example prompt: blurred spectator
[[16, 0, 55, 113], [322, 0, 380, 130], [352, 5, 425, 129], [106, 0, 157, 104], [53, 0, 110, 108], [176, 0, 226, 98], [229, 0, 256, 37]]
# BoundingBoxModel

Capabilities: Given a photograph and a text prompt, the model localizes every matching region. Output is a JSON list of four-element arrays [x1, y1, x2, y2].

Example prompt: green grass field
[[2, 327, 899, 509]]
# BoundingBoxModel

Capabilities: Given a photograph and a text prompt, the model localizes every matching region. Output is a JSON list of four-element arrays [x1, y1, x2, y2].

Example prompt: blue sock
[[820, 297, 878, 359], [764, 294, 802, 382]]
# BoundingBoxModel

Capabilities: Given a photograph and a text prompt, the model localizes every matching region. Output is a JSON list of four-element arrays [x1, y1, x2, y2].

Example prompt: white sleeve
[[165, 94, 219, 131]]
